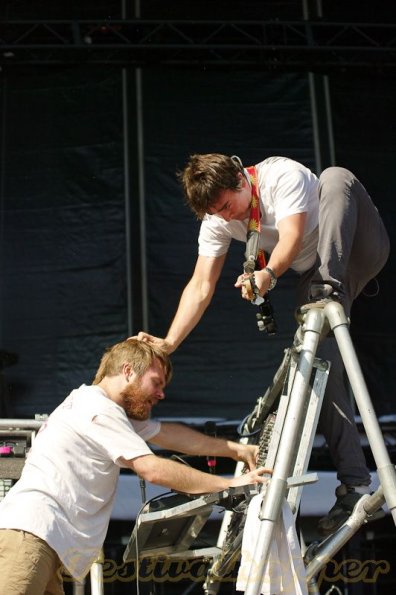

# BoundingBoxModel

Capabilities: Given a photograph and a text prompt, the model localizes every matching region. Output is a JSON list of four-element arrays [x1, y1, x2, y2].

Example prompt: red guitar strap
[[245, 165, 266, 270]]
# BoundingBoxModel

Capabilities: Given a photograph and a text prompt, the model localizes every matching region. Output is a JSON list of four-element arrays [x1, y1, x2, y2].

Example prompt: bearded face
[[119, 359, 166, 420], [120, 376, 157, 420]]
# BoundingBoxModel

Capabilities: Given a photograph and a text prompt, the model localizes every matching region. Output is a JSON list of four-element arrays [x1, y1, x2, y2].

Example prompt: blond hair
[[93, 339, 172, 385]]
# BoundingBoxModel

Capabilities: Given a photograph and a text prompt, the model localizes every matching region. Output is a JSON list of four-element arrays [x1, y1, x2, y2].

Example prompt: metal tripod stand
[[204, 302, 329, 595], [241, 299, 396, 595]]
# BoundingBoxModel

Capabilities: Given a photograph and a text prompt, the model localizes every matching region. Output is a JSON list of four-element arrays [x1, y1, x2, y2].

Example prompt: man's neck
[[96, 377, 123, 407]]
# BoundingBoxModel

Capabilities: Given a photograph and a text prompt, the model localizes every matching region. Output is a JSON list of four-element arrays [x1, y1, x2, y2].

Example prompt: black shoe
[[317, 485, 384, 537], [317, 489, 362, 537]]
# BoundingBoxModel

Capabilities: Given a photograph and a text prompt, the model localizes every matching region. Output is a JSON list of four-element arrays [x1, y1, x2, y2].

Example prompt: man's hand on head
[[129, 332, 173, 354]]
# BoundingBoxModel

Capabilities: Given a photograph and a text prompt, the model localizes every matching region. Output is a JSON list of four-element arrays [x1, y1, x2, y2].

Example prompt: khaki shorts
[[0, 529, 64, 595]]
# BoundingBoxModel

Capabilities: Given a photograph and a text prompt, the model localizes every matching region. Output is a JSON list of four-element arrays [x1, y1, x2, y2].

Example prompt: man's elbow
[[127, 454, 163, 485]]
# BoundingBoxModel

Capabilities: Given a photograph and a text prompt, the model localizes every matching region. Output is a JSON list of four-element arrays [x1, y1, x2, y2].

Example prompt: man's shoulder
[[257, 157, 318, 192], [257, 156, 312, 174], [52, 384, 123, 422]]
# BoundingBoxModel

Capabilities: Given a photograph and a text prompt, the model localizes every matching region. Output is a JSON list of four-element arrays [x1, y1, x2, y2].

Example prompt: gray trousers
[[297, 167, 390, 486]]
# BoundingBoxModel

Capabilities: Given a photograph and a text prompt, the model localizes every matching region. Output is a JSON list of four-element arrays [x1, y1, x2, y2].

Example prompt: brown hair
[[92, 339, 172, 385], [177, 153, 244, 219]]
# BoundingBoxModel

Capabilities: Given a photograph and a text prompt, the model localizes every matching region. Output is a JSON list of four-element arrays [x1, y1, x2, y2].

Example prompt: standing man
[[136, 153, 390, 536], [0, 338, 267, 594]]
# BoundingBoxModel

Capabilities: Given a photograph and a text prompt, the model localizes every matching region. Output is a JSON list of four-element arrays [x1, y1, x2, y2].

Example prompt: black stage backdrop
[[1, 69, 126, 414], [1, 2, 395, 421], [1, 66, 395, 420]]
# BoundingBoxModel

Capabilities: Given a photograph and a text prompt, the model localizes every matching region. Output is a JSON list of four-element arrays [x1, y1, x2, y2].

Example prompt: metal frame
[[241, 301, 396, 594], [1, 20, 396, 70]]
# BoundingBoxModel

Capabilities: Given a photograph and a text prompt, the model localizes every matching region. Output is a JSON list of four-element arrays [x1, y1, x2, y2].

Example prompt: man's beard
[[120, 378, 154, 421]]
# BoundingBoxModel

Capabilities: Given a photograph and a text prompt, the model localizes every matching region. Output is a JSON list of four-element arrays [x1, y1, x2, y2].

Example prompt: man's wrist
[[264, 266, 277, 291]]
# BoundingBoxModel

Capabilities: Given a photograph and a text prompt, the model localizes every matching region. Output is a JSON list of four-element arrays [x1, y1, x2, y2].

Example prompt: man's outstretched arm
[[134, 254, 226, 353], [125, 453, 269, 495], [150, 422, 259, 471]]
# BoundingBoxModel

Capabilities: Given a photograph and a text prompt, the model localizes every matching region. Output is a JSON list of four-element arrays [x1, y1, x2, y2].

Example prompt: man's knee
[[319, 166, 355, 196]]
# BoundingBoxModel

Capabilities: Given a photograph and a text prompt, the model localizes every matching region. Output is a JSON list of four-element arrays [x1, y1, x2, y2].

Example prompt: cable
[[237, 414, 261, 438], [170, 453, 193, 467], [324, 586, 343, 595]]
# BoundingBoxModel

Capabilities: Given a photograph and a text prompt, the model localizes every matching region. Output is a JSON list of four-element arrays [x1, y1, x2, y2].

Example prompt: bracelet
[[264, 266, 277, 291]]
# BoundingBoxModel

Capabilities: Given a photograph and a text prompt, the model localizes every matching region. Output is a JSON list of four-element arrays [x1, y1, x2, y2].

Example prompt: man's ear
[[240, 171, 247, 185], [122, 362, 132, 380]]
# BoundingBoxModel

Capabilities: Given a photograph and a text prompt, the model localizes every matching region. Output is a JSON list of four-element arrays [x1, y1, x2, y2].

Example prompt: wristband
[[264, 266, 277, 291]]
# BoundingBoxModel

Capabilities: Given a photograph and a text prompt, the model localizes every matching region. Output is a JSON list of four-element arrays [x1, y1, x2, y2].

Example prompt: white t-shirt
[[198, 156, 320, 273], [0, 384, 160, 580]]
